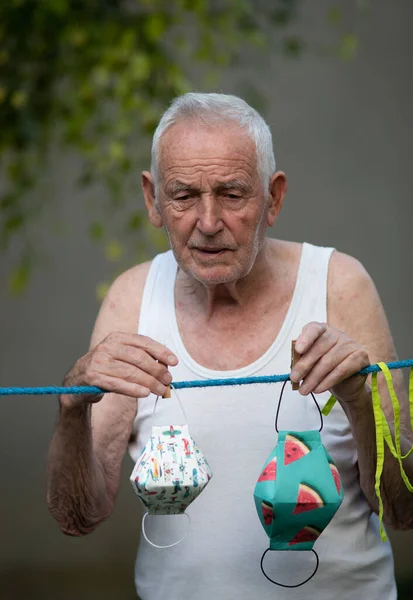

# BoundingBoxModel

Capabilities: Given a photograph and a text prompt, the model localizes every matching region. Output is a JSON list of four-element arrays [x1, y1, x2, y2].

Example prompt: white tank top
[[129, 242, 396, 600]]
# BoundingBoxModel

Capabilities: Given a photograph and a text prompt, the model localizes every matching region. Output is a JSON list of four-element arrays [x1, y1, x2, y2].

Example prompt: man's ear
[[142, 171, 163, 228], [267, 171, 288, 227]]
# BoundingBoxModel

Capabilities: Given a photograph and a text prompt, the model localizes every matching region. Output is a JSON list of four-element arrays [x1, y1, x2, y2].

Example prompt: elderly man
[[47, 93, 413, 599]]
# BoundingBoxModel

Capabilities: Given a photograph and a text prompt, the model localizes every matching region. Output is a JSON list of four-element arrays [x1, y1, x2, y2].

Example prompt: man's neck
[[175, 238, 279, 320]]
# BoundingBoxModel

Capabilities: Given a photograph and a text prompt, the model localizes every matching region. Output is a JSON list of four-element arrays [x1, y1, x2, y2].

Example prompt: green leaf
[[127, 212, 144, 231], [327, 7, 342, 25], [130, 54, 151, 81], [10, 90, 27, 108], [144, 14, 168, 42], [92, 66, 110, 89], [283, 37, 303, 57], [109, 141, 125, 162], [271, 9, 292, 26], [105, 240, 124, 262], [4, 213, 25, 234], [89, 222, 104, 241], [0, 50, 9, 65], [96, 281, 111, 301], [69, 28, 87, 47], [339, 33, 358, 61], [8, 261, 30, 294]]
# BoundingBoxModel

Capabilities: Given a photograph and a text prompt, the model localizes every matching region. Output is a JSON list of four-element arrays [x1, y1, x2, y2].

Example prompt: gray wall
[[1, 1, 412, 598]]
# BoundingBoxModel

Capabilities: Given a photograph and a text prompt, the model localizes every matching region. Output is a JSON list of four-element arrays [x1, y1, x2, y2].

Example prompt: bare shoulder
[[90, 260, 153, 348], [328, 250, 373, 307], [328, 251, 377, 323], [327, 250, 397, 361], [327, 250, 411, 428]]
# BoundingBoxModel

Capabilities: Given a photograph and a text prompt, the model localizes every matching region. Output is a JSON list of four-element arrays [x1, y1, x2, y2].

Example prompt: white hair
[[150, 92, 276, 195]]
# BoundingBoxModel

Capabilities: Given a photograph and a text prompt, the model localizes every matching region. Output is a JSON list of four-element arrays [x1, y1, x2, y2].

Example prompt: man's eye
[[225, 194, 241, 199], [176, 195, 191, 201]]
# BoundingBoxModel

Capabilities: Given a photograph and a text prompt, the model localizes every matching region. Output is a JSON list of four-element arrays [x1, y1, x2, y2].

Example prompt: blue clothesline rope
[[1, 359, 413, 396]]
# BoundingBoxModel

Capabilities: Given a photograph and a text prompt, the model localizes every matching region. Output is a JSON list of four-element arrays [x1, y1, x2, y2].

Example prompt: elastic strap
[[141, 511, 191, 549], [260, 548, 319, 587], [152, 384, 189, 423], [275, 380, 323, 432]]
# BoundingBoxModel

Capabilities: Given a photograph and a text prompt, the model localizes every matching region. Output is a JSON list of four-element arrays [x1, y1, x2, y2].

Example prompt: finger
[[291, 328, 339, 383], [96, 361, 170, 397], [294, 322, 328, 354], [298, 343, 357, 395], [309, 350, 369, 395], [89, 373, 152, 399], [112, 333, 178, 366], [113, 346, 173, 385]]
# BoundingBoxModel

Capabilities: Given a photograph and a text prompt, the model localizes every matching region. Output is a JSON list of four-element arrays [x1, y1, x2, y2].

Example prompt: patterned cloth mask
[[130, 392, 213, 547], [254, 381, 344, 587]]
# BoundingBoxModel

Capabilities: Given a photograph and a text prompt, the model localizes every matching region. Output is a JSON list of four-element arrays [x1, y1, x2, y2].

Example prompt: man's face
[[153, 121, 271, 285]]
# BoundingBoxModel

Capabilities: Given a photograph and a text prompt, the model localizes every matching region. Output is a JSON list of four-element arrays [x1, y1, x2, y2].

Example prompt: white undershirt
[[129, 243, 396, 600]]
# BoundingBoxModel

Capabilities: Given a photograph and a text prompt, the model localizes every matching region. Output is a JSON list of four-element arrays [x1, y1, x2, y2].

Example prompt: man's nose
[[196, 194, 224, 236]]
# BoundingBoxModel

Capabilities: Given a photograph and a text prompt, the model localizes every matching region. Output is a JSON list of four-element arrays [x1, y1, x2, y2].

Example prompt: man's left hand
[[290, 322, 370, 402]]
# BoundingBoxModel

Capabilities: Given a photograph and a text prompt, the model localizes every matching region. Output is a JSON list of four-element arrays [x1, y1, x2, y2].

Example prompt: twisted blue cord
[[1, 359, 413, 396]]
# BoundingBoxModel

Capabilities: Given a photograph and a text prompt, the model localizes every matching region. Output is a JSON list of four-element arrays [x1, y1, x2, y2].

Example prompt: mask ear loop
[[260, 548, 319, 587], [142, 384, 191, 548], [275, 380, 324, 433], [151, 384, 188, 423], [141, 512, 191, 549], [267, 379, 321, 585]]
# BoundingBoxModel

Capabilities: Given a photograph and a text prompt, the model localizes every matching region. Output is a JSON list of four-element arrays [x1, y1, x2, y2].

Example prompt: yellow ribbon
[[371, 364, 413, 541], [321, 394, 337, 417], [371, 371, 387, 541], [321, 367, 413, 541]]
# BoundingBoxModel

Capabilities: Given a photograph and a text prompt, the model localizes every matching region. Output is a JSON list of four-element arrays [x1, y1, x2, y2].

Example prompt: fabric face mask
[[130, 391, 213, 548], [254, 381, 344, 587]]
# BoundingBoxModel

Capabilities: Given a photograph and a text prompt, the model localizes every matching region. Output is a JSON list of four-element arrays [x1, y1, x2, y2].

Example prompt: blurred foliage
[[0, 0, 368, 296]]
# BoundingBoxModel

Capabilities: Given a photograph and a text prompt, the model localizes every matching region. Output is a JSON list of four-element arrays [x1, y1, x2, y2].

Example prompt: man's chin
[[173, 248, 243, 284], [186, 263, 241, 285]]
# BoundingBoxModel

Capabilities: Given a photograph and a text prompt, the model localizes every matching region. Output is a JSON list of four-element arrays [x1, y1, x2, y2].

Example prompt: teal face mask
[[254, 381, 344, 587]]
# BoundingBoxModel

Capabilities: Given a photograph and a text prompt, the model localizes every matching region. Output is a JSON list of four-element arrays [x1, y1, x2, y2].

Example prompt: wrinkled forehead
[[157, 119, 259, 183]]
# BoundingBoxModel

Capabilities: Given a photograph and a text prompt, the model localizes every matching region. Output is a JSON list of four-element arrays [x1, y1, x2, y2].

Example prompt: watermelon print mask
[[254, 381, 344, 587]]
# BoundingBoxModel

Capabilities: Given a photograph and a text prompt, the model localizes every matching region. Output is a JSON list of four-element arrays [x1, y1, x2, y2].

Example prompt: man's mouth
[[193, 247, 229, 255], [197, 247, 225, 253]]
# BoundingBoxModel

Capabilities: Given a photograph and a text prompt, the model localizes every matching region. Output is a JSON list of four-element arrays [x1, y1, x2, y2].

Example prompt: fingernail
[[168, 355, 178, 366], [290, 370, 301, 382], [295, 342, 304, 353], [162, 372, 172, 385]]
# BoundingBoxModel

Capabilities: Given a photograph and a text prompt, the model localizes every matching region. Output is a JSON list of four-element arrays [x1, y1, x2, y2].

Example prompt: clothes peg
[[291, 340, 300, 391]]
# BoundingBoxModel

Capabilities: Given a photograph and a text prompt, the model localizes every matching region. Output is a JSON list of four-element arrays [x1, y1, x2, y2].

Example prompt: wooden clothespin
[[291, 340, 300, 391]]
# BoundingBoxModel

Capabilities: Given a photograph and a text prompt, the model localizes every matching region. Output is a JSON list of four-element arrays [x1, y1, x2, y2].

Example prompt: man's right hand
[[61, 332, 178, 408]]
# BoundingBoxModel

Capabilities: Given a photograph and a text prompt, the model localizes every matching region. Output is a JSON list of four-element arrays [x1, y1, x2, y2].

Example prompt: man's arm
[[47, 262, 178, 536], [290, 251, 413, 530], [329, 252, 413, 530]]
